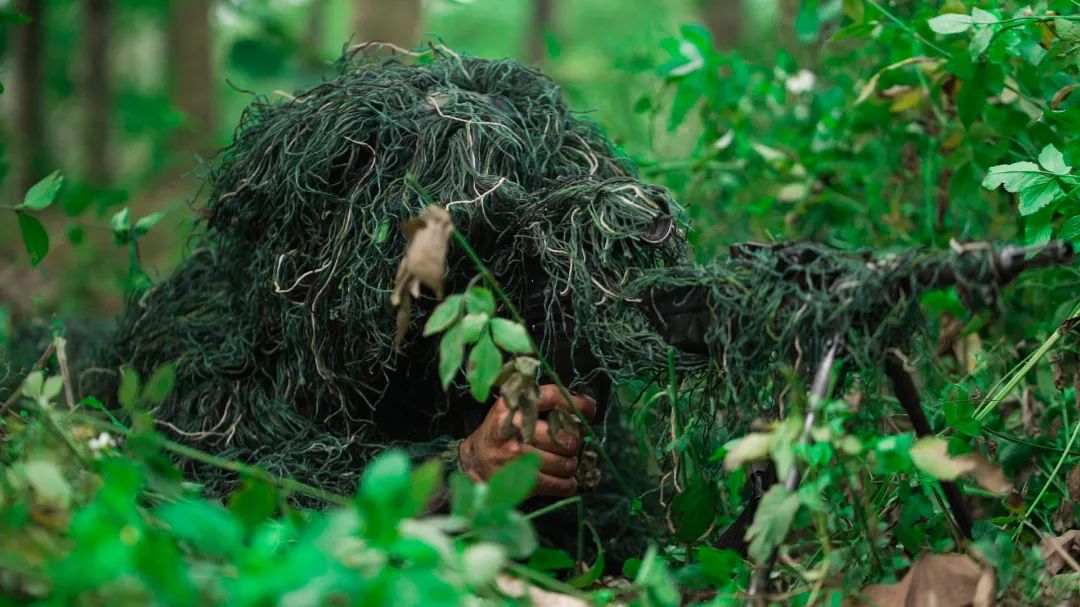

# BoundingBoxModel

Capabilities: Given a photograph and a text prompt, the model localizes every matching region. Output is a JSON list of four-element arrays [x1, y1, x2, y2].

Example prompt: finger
[[532, 473, 578, 498], [537, 384, 597, 420], [525, 445, 578, 478], [530, 420, 580, 456]]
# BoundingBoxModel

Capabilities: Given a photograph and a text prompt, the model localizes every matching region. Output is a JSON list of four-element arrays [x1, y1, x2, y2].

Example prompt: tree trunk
[[11, 0, 47, 195], [526, 0, 555, 66], [702, 0, 742, 50], [167, 0, 216, 161], [82, 0, 112, 187], [353, 0, 423, 49]]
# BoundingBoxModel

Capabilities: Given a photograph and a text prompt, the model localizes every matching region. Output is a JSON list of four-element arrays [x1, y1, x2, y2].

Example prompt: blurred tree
[[306, 0, 330, 53], [526, 0, 555, 66], [701, 0, 742, 49], [82, 0, 112, 187], [167, 0, 216, 162], [11, 0, 48, 195], [354, 0, 422, 49]]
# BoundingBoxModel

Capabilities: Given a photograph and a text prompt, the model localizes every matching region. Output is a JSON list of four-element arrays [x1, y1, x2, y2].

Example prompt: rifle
[[522, 239, 1074, 590]]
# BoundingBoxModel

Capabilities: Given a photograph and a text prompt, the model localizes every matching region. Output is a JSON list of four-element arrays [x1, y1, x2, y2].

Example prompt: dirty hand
[[458, 384, 597, 497]]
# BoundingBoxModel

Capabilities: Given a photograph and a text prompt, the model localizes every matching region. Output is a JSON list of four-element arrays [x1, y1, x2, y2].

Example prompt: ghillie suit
[[85, 48, 1056, 564]]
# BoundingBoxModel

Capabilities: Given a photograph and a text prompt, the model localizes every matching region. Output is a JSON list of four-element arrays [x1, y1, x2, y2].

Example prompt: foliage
[[4, 0, 1080, 605]]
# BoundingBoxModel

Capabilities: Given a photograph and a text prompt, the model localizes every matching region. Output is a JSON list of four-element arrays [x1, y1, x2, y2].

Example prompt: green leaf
[[631, 546, 679, 607], [969, 26, 994, 59], [842, 0, 864, 23], [795, 0, 820, 43], [928, 13, 973, 34], [465, 286, 495, 315], [17, 213, 49, 267], [956, 62, 986, 126], [527, 548, 575, 572], [463, 543, 506, 587], [133, 212, 166, 238], [438, 322, 464, 390], [118, 366, 140, 409], [228, 479, 278, 535], [696, 547, 740, 582], [142, 363, 176, 404], [910, 437, 968, 480], [489, 318, 532, 354], [0, 10, 31, 24], [111, 207, 131, 245], [459, 313, 489, 344], [405, 459, 444, 518], [722, 432, 772, 471], [467, 332, 502, 402], [746, 485, 800, 564], [982, 162, 1062, 215], [156, 499, 243, 558], [1056, 18, 1080, 43], [423, 294, 463, 336], [24, 460, 71, 507], [669, 482, 716, 541], [1026, 207, 1054, 247], [19, 170, 63, 211], [21, 371, 44, 400], [486, 451, 539, 511], [1058, 215, 1080, 240], [970, 8, 997, 25], [42, 375, 63, 401], [1038, 144, 1071, 176]]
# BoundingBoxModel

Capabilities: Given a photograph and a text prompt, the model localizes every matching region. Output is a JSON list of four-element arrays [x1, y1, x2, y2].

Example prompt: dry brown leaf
[[1041, 530, 1080, 576], [1068, 463, 1080, 505], [495, 357, 541, 443], [391, 205, 454, 349], [859, 553, 993, 607], [957, 454, 1013, 496]]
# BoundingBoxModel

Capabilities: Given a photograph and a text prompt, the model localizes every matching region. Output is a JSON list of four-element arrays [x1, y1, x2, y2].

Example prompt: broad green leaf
[[17, 212, 49, 267], [970, 8, 997, 25], [527, 548, 575, 572], [228, 479, 278, 535], [1038, 144, 1071, 176], [405, 459, 444, 518], [42, 375, 63, 401], [142, 363, 176, 404], [969, 26, 994, 59], [118, 366, 140, 409], [910, 437, 969, 480], [746, 485, 800, 564], [465, 286, 495, 315], [842, 0, 864, 23], [21, 370, 44, 399], [423, 294, 463, 336], [795, 0, 820, 43], [463, 543, 506, 586], [1026, 208, 1054, 247], [631, 545, 679, 607], [696, 547, 740, 582], [467, 332, 502, 402], [24, 460, 71, 507], [1056, 18, 1080, 43], [956, 62, 986, 126], [489, 318, 532, 353], [459, 313, 489, 344], [156, 499, 243, 557], [1059, 215, 1080, 240], [486, 451, 539, 511], [438, 322, 464, 390], [982, 162, 1062, 215], [669, 482, 716, 541], [928, 13, 973, 34], [19, 170, 63, 211], [722, 432, 772, 471], [133, 211, 166, 238], [111, 207, 131, 245]]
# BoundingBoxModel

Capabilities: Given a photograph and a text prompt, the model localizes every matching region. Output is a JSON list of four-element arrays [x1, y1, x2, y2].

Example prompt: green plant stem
[[1012, 416, 1080, 540], [450, 228, 642, 511], [504, 562, 594, 601], [975, 299, 1080, 421], [523, 495, 582, 521]]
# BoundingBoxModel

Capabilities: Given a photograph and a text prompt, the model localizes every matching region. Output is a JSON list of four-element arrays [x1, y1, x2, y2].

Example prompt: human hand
[[458, 384, 597, 497]]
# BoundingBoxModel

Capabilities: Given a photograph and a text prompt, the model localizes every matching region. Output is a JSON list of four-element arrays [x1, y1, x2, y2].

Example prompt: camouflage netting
[[83, 47, 1003, 515]]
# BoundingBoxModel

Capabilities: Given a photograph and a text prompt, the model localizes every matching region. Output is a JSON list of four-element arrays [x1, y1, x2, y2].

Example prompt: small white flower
[[88, 432, 118, 454], [785, 69, 817, 95]]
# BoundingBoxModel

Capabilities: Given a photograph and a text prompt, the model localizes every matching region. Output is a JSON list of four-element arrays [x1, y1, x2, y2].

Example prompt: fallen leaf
[[957, 453, 1012, 495], [1041, 530, 1080, 575], [391, 205, 454, 349], [1067, 463, 1080, 505], [859, 553, 993, 607], [910, 438, 1012, 495]]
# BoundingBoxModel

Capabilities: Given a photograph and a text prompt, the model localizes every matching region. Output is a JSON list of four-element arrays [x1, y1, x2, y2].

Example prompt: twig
[[0, 342, 56, 419], [53, 336, 76, 410]]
